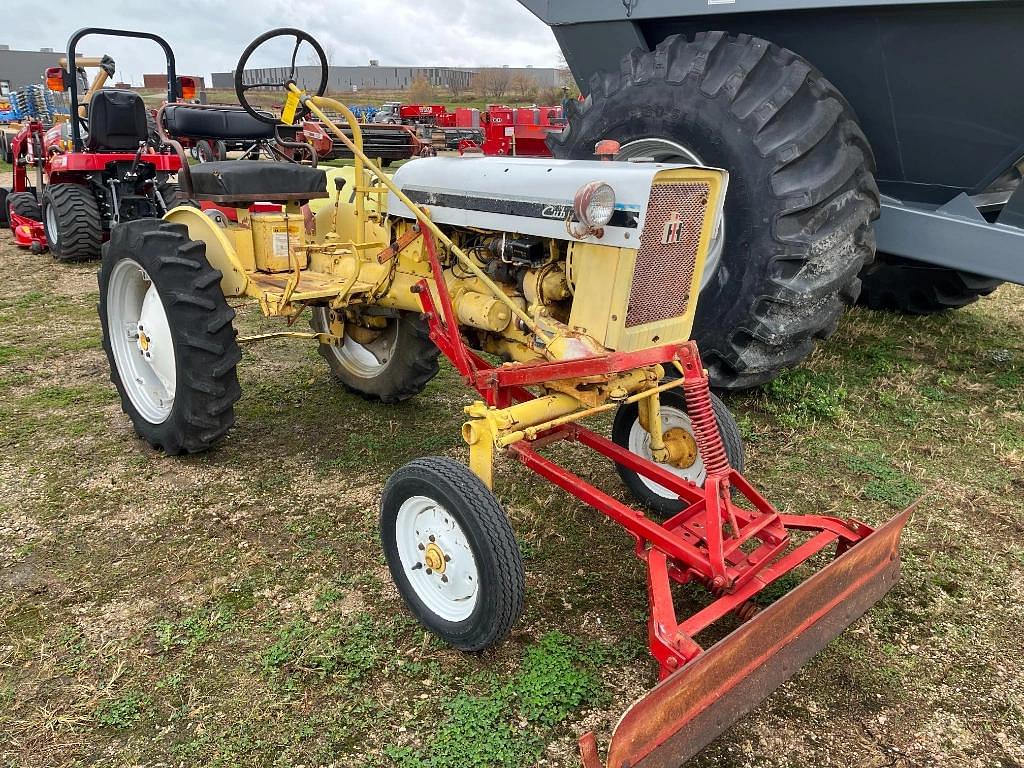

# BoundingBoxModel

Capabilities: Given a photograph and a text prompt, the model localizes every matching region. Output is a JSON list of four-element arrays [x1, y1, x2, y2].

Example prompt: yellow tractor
[[98, 28, 911, 768]]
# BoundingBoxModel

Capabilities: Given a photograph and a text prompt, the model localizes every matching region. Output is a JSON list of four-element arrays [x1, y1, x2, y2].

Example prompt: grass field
[[0, 193, 1022, 767]]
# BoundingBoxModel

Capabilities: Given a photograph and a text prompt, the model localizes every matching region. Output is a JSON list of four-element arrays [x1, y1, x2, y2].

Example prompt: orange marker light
[[45, 67, 66, 92]]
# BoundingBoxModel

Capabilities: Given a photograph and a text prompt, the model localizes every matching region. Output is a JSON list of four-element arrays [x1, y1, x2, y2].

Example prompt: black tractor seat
[[187, 160, 328, 204], [162, 104, 276, 142], [88, 89, 149, 152]]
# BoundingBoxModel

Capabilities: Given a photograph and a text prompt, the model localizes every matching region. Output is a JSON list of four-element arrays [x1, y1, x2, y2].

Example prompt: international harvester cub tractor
[[99, 29, 912, 768]]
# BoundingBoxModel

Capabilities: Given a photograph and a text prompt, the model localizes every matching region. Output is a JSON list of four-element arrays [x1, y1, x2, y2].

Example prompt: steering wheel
[[234, 28, 329, 125]]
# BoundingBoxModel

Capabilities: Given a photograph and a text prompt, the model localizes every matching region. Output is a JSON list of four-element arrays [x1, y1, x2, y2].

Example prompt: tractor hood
[[386, 156, 726, 250]]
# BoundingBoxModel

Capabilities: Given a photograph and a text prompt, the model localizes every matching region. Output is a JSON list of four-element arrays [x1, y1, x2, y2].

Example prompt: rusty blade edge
[[597, 504, 914, 768]]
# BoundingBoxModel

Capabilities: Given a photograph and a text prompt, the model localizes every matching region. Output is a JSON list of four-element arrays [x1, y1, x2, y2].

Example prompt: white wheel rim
[[616, 138, 725, 289], [395, 495, 479, 622], [314, 307, 397, 378], [45, 205, 58, 246], [107, 258, 177, 424], [628, 405, 706, 498]]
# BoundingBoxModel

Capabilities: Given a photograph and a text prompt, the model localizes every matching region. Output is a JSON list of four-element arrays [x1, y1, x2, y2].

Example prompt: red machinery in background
[[377, 102, 566, 157], [456, 104, 564, 157], [1, 27, 190, 261]]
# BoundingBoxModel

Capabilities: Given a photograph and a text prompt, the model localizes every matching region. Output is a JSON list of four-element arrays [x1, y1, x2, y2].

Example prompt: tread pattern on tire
[[381, 457, 524, 652], [44, 183, 102, 261], [858, 253, 1002, 314], [99, 219, 241, 454], [7, 191, 42, 222], [313, 310, 440, 404], [550, 32, 880, 389]]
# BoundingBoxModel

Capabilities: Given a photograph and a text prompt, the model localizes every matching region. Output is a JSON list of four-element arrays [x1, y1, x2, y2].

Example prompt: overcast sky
[[2, 0, 562, 83]]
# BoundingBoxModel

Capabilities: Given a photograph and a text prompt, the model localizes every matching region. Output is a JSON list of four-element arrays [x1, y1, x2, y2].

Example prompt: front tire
[[43, 183, 102, 261], [858, 253, 1002, 314], [612, 389, 744, 517], [551, 32, 880, 390], [99, 219, 241, 454], [381, 457, 525, 652], [7, 191, 42, 223], [311, 307, 439, 403]]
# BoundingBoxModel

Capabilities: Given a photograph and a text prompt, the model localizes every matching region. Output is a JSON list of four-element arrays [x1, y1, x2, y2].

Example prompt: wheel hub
[[664, 427, 698, 469], [423, 542, 447, 574], [396, 496, 478, 622]]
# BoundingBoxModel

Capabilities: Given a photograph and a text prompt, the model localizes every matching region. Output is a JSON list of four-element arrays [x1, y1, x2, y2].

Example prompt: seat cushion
[[163, 104, 276, 141], [189, 160, 328, 202], [88, 89, 147, 151]]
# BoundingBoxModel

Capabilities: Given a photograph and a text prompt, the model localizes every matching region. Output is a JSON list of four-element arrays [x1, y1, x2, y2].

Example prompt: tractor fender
[[164, 206, 249, 297]]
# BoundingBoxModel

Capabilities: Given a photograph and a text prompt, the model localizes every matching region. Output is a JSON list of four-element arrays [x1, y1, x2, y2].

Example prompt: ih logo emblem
[[661, 212, 689, 245]]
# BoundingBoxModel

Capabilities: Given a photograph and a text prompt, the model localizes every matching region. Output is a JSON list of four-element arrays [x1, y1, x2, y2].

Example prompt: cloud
[[1, 0, 561, 83]]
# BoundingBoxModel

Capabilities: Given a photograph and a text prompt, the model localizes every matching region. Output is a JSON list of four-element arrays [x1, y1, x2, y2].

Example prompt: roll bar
[[65, 27, 178, 151]]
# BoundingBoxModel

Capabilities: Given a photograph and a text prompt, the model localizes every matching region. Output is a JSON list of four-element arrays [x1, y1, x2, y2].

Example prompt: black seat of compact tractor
[[188, 160, 328, 204], [88, 89, 148, 151], [162, 104, 276, 141]]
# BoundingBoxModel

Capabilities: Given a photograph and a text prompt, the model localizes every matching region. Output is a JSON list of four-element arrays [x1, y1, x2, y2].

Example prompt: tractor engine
[[309, 155, 727, 369]]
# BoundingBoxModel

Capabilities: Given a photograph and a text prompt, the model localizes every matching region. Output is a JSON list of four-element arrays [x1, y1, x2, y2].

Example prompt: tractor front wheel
[[311, 307, 439, 403], [43, 183, 102, 261], [7, 191, 42, 223], [99, 219, 241, 454], [613, 388, 745, 517], [381, 457, 525, 652]]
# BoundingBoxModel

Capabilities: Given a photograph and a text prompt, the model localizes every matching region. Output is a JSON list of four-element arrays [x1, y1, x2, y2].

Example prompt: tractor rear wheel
[[7, 191, 42, 222], [99, 219, 241, 454], [857, 253, 1002, 314], [311, 307, 439, 403], [381, 457, 525, 652], [0, 188, 9, 227], [612, 389, 744, 517], [551, 32, 879, 390], [43, 183, 102, 261]]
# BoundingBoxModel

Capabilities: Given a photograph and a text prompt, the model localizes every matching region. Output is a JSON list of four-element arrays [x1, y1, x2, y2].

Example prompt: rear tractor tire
[[857, 253, 1002, 314], [311, 307, 439, 403], [0, 188, 9, 227], [381, 457, 525, 652], [551, 32, 880, 390], [99, 219, 241, 454], [613, 388, 744, 517], [42, 183, 102, 261]]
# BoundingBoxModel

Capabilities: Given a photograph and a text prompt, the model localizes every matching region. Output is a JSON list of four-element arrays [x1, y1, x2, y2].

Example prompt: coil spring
[[682, 377, 730, 477], [706, 578, 761, 622]]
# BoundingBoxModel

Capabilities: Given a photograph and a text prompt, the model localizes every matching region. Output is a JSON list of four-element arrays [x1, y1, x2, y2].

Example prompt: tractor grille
[[626, 182, 710, 328]]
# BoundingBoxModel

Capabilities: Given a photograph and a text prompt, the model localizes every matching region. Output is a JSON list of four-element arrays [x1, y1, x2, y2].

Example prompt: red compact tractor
[[0, 27, 194, 261]]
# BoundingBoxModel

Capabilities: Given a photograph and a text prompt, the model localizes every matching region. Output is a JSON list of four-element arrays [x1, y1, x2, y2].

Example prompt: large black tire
[[551, 32, 880, 390], [381, 457, 525, 652], [857, 253, 1002, 314], [612, 388, 744, 517], [7, 191, 42, 222], [311, 307, 439, 403], [42, 183, 102, 262], [99, 219, 241, 454], [0, 188, 10, 227]]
